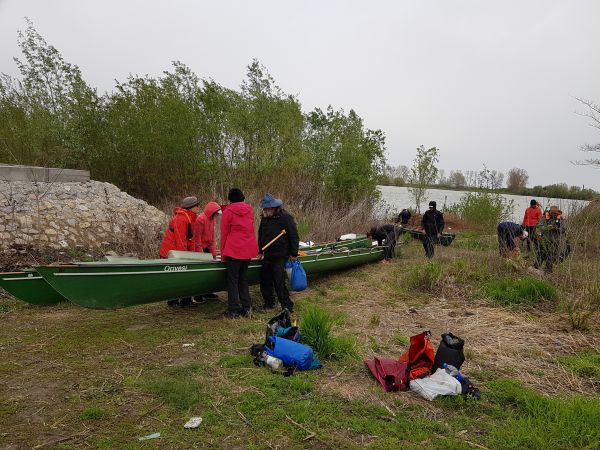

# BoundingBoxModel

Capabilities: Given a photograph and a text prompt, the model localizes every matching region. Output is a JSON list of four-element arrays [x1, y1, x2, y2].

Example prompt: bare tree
[[477, 166, 504, 190], [477, 164, 504, 189], [464, 170, 477, 187], [506, 168, 529, 191], [408, 145, 439, 213], [397, 165, 410, 180], [437, 169, 446, 185], [576, 98, 600, 167], [447, 170, 466, 188]]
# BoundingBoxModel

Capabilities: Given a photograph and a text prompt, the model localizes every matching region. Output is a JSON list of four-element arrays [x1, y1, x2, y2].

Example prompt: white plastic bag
[[409, 368, 462, 401], [339, 233, 357, 241]]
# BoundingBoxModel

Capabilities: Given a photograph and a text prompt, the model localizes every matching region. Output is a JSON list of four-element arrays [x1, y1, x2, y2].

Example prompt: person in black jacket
[[421, 201, 445, 259], [367, 224, 398, 261], [396, 209, 411, 226], [497, 221, 528, 257], [258, 193, 299, 312]]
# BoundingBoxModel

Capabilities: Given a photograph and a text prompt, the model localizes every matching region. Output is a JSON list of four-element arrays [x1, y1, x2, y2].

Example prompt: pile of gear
[[250, 310, 321, 376], [365, 331, 480, 401]]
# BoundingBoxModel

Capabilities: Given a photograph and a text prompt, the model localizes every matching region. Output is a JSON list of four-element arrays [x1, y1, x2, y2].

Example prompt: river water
[[377, 185, 589, 222]]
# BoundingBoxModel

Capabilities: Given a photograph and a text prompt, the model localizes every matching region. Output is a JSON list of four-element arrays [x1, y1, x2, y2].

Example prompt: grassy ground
[[1, 235, 599, 449]]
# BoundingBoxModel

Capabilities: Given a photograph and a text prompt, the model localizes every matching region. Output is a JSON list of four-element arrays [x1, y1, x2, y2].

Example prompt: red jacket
[[194, 202, 221, 256], [220, 202, 258, 261], [523, 206, 542, 227], [159, 207, 197, 258]]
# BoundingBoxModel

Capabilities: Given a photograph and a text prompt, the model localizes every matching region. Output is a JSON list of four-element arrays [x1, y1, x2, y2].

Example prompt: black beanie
[[228, 188, 245, 203], [429, 201, 436, 208]]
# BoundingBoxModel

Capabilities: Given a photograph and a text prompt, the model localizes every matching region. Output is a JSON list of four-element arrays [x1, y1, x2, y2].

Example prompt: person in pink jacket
[[220, 188, 259, 318]]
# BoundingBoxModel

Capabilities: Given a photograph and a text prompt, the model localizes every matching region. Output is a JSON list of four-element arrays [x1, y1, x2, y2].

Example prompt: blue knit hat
[[260, 193, 283, 209]]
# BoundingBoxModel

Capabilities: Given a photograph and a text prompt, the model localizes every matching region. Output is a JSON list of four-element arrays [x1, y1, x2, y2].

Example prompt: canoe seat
[[103, 256, 141, 262], [167, 250, 216, 261]]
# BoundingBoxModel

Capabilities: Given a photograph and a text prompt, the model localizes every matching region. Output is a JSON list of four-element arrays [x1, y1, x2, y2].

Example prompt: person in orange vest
[[160, 196, 200, 258], [522, 199, 542, 251], [535, 206, 565, 273], [159, 196, 200, 307]]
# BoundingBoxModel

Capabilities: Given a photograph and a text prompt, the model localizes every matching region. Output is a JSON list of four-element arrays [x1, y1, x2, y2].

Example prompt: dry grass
[[1, 229, 599, 448], [305, 243, 600, 396]]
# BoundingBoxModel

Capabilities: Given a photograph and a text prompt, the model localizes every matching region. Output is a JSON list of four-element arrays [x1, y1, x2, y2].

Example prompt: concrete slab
[[0, 164, 90, 182]]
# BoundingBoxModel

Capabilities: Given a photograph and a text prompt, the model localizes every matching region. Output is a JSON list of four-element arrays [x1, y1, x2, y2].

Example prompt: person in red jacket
[[522, 199, 542, 251], [159, 196, 199, 307], [220, 188, 259, 318], [194, 201, 222, 301], [160, 196, 199, 258], [194, 201, 222, 257]]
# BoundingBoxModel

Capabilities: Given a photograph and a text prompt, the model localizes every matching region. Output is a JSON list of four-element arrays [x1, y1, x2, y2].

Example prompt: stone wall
[[0, 180, 168, 255]]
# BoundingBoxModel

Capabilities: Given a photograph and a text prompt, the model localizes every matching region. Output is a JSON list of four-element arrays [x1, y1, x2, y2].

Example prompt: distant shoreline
[[376, 183, 597, 201]]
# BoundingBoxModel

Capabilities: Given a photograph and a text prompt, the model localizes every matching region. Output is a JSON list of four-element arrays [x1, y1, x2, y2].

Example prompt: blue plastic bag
[[264, 336, 320, 371], [286, 259, 307, 291]]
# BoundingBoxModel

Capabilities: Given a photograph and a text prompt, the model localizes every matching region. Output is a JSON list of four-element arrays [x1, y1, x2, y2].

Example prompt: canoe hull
[[36, 247, 385, 309], [0, 271, 67, 305]]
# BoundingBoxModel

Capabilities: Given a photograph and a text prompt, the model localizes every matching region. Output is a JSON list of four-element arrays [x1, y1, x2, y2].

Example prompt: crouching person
[[367, 224, 398, 262], [258, 193, 299, 312], [497, 221, 528, 257]]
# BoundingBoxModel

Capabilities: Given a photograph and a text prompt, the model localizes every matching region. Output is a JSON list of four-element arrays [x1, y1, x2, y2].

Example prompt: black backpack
[[432, 332, 465, 371]]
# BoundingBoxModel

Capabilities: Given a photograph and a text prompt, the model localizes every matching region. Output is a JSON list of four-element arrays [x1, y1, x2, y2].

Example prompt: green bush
[[558, 351, 600, 379], [480, 277, 557, 307], [407, 262, 442, 290], [300, 305, 358, 360], [446, 192, 513, 231]]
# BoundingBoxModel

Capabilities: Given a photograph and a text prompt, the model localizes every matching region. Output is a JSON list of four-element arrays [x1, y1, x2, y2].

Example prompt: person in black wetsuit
[[421, 201, 445, 259], [397, 208, 412, 226], [367, 224, 398, 261]]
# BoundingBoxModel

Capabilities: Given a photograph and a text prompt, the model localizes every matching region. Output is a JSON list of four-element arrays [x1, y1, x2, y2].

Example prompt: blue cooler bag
[[264, 336, 320, 371], [287, 259, 307, 291]]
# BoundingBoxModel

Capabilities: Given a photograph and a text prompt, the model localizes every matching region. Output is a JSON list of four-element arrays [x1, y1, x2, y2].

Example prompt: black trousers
[[423, 234, 437, 259], [497, 230, 517, 255], [384, 231, 397, 259], [226, 258, 251, 313], [260, 256, 293, 310]]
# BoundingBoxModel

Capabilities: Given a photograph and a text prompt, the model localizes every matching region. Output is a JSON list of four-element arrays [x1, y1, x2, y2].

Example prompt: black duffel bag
[[432, 332, 465, 371]]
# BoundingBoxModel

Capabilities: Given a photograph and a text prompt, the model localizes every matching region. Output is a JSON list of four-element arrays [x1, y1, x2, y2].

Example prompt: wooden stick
[[286, 415, 317, 441], [261, 229, 286, 251]]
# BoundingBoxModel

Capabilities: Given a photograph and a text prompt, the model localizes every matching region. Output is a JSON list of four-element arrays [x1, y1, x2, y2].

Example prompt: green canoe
[[0, 270, 67, 305], [35, 246, 385, 309]]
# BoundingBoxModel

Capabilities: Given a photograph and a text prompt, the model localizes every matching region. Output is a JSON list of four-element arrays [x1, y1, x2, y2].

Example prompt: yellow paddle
[[261, 229, 286, 251]]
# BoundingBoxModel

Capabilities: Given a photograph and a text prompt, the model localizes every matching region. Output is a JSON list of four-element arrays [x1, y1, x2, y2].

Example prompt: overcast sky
[[1, 0, 599, 189]]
